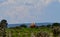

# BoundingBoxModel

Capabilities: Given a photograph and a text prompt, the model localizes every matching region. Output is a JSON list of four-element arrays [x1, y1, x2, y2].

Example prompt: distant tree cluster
[[20, 24, 27, 28], [12, 22, 60, 29]]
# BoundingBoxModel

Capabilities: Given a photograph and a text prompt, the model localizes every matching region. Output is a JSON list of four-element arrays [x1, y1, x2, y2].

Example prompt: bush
[[20, 24, 27, 28], [46, 24, 51, 28], [52, 23, 60, 37], [52, 27, 60, 37], [52, 23, 60, 27], [36, 31, 49, 37]]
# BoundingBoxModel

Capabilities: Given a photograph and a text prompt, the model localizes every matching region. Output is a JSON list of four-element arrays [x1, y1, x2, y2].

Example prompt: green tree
[[46, 24, 51, 28], [52, 23, 60, 27], [0, 19, 8, 37], [20, 24, 27, 28], [1, 19, 8, 28]]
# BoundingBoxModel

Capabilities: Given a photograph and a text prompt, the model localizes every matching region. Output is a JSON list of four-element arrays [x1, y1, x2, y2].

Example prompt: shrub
[[52, 26, 60, 37], [52, 23, 60, 27], [20, 24, 27, 28], [46, 24, 51, 28], [36, 31, 49, 37]]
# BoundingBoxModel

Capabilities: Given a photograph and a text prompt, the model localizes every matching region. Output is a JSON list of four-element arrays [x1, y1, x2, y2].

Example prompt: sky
[[0, 0, 60, 24]]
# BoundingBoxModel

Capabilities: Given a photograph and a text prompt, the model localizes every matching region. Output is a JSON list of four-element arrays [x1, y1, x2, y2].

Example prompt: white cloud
[[58, 0, 60, 2], [0, 0, 60, 24]]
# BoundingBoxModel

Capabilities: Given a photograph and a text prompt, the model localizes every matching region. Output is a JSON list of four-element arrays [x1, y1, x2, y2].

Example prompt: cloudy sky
[[0, 0, 60, 24]]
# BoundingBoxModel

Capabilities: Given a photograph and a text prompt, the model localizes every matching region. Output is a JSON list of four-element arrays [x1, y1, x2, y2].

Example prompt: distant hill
[[8, 23, 53, 28]]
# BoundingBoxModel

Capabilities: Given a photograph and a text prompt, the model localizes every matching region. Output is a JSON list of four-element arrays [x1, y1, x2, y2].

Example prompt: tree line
[[10, 23, 60, 28]]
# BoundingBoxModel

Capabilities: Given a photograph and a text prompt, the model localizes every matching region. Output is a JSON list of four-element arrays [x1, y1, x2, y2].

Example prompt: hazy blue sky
[[0, 0, 60, 24]]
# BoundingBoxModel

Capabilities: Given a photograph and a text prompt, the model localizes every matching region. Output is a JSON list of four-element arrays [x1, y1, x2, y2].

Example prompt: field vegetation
[[6, 23, 60, 37], [0, 19, 60, 37]]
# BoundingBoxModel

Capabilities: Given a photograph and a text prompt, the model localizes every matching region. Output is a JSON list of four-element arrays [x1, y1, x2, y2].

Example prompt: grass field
[[6, 27, 53, 37]]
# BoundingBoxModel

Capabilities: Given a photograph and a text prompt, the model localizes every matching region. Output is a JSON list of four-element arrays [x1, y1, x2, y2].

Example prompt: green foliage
[[0, 19, 8, 28], [40, 25, 46, 27], [52, 23, 60, 37], [52, 23, 60, 27], [46, 24, 51, 28], [6, 27, 52, 37], [1, 21, 60, 37], [14, 26, 21, 29], [0, 19, 8, 37], [20, 24, 27, 28], [1, 19, 7, 23]]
